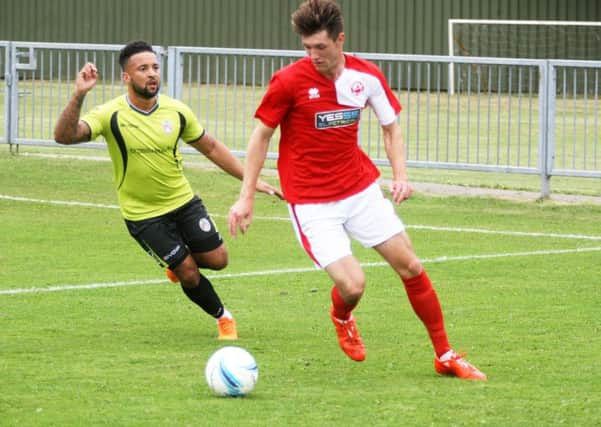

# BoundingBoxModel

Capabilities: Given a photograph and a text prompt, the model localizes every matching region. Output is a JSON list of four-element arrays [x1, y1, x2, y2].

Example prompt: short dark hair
[[291, 0, 344, 40], [118, 40, 155, 70]]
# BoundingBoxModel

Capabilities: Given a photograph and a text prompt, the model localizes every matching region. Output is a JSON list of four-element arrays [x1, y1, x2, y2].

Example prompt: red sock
[[402, 270, 451, 358], [330, 286, 357, 320]]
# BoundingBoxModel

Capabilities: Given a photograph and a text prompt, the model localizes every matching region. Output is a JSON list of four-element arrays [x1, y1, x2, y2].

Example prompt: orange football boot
[[330, 309, 366, 362], [434, 351, 487, 381], [166, 268, 179, 283], [217, 316, 238, 340]]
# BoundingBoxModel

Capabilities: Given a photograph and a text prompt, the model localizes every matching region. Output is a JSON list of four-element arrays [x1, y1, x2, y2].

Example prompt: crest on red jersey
[[350, 81, 364, 96]]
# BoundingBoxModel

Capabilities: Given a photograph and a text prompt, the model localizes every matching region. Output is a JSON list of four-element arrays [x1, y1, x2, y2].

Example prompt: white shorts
[[288, 182, 405, 268]]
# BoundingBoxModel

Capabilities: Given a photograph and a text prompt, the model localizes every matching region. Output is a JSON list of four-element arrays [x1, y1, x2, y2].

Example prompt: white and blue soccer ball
[[205, 346, 259, 397]]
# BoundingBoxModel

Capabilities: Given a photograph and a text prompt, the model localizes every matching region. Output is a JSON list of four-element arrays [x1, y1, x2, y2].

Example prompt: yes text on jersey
[[315, 108, 360, 129]]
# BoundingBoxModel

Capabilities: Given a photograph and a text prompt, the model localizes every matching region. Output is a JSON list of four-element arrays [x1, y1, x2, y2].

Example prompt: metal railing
[[1, 41, 8, 145], [548, 60, 600, 178], [2, 42, 600, 197]]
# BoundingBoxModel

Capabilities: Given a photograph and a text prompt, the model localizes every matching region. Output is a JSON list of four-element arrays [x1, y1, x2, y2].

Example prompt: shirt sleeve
[[367, 68, 402, 126], [254, 74, 293, 129], [179, 103, 205, 143], [80, 104, 107, 141]]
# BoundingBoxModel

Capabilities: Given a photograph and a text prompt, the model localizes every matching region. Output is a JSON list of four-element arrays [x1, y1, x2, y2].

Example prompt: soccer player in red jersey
[[229, 0, 486, 380]]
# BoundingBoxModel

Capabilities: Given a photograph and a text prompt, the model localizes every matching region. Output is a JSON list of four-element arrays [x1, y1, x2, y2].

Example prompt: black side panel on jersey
[[174, 111, 186, 158], [110, 111, 128, 189], [177, 112, 186, 140]]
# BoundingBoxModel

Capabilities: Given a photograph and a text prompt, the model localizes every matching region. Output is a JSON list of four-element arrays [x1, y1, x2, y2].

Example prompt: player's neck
[[323, 54, 346, 81], [127, 93, 158, 113]]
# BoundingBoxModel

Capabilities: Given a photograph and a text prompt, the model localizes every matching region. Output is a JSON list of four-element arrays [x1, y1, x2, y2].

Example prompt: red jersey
[[255, 54, 401, 203]]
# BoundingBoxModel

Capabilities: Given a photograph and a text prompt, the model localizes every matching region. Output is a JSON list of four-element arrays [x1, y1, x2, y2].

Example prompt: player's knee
[[207, 258, 228, 270], [210, 250, 229, 270], [178, 270, 201, 288], [340, 277, 366, 302], [405, 259, 423, 278], [346, 286, 364, 302], [195, 250, 229, 271]]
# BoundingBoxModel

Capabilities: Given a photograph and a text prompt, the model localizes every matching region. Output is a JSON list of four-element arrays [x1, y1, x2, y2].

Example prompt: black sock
[[180, 275, 224, 318]]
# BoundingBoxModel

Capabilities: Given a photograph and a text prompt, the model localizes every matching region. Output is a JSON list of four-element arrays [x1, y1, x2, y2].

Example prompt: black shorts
[[124, 196, 223, 269]]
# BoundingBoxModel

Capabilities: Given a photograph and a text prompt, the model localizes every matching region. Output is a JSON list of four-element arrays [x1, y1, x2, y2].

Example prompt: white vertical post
[[3, 42, 12, 145], [544, 61, 557, 198], [166, 47, 183, 100], [9, 43, 19, 148], [538, 60, 551, 198], [448, 19, 455, 96]]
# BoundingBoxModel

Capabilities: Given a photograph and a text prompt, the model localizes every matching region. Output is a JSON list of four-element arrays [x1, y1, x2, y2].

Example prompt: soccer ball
[[205, 346, 259, 397]]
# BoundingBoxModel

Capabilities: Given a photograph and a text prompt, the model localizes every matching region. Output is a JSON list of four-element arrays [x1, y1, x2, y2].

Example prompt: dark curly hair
[[118, 40, 154, 70], [291, 0, 344, 40]]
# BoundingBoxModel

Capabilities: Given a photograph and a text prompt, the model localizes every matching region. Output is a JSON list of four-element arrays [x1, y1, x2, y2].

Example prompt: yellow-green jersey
[[82, 95, 204, 220]]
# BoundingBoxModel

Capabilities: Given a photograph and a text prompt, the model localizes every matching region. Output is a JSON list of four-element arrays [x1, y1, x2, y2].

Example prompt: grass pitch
[[1, 147, 600, 426]]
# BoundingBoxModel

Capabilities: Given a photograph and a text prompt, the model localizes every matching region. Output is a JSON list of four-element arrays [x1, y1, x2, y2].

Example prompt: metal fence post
[[166, 47, 182, 100], [8, 42, 19, 152], [545, 61, 557, 198], [538, 60, 551, 198], [2, 42, 11, 146]]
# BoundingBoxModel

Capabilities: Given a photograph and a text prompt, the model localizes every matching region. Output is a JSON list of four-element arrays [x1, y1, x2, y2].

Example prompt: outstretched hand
[[228, 198, 253, 237], [75, 63, 99, 95], [228, 181, 283, 237], [389, 179, 413, 204]]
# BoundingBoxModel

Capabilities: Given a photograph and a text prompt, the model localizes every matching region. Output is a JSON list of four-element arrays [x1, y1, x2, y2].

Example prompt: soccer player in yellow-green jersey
[[54, 40, 282, 341], [82, 94, 204, 221]]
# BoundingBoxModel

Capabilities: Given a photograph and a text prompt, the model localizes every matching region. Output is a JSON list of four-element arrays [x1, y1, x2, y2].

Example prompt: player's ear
[[122, 71, 130, 84]]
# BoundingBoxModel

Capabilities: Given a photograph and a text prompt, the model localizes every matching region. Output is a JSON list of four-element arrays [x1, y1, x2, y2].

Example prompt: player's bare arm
[[54, 63, 98, 144], [382, 121, 412, 204], [228, 122, 276, 237], [189, 131, 283, 201], [189, 132, 245, 179]]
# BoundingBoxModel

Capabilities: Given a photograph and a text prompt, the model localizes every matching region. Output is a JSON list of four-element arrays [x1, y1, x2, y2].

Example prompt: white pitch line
[[1, 246, 599, 296], [409, 225, 601, 241], [0, 194, 120, 209], [0, 279, 165, 295], [0, 194, 288, 220], [364, 245, 601, 266], [2, 193, 601, 241]]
